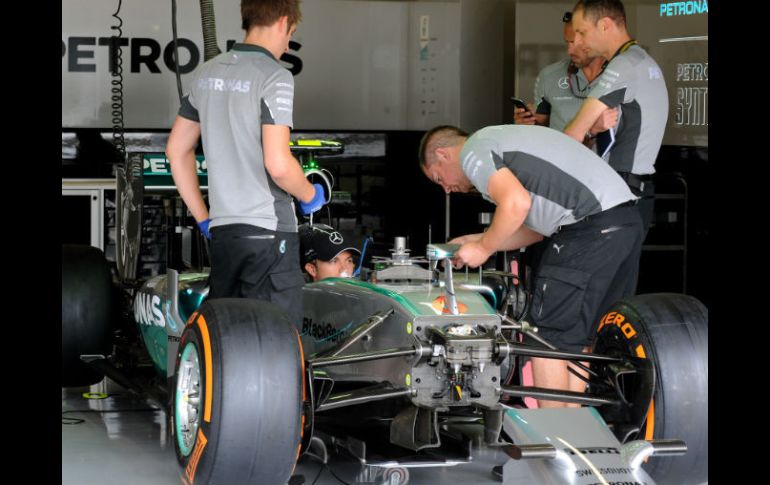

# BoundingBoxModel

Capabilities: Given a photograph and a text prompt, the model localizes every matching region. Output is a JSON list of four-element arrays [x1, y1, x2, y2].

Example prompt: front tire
[[173, 298, 304, 485], [592, 293, 707, 485]]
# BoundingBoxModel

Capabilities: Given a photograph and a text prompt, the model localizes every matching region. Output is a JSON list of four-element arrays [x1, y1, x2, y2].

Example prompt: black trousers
[[638, 194, 655, 240], [209, 224, 305, 325], [529, 203, 643, 352], [619, 173, 654, 239]]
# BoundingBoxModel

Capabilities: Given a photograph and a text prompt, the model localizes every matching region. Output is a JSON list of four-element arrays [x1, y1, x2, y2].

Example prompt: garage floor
[[62, 379, 706, 485], [62, 379, 505, 485]]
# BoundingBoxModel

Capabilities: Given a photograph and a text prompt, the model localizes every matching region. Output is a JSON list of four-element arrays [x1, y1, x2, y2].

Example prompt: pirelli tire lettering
[[592, 294, 708, 485], [597, 311, 633, 335]]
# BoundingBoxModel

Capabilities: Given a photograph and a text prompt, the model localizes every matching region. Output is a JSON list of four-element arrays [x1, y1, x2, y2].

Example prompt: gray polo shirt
[[460, 125, 636, 237], [179, 43, 298, 232], [534, 58, 597, 132], [589, 44, 668, 175]]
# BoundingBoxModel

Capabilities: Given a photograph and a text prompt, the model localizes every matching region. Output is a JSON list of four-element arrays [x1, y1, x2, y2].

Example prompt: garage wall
[[62, 0, 502, 132]]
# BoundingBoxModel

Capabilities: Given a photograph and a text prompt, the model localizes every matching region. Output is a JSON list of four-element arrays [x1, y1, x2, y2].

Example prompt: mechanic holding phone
[[512, 11, 616, 138]]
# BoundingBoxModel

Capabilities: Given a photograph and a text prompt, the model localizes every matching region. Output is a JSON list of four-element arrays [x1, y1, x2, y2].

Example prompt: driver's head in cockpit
[[299, 224, 360, 281]]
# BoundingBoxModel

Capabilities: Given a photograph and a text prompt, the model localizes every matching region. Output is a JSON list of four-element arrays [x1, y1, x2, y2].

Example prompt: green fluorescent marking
[[588, 406, 609, 426], [175, 343, 199, 457], [504, 408, 541, 442]]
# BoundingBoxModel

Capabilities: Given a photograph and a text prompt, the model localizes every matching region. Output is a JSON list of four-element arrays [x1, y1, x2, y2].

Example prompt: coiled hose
[[199, 0, 221, 62], [110, 0, 126, 160]]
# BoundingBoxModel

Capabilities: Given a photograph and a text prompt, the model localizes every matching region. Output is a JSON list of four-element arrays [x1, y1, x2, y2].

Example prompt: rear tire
[[173, 298, 304, 485], [592, 293, 707, 485], [62, 245, 113, 387]]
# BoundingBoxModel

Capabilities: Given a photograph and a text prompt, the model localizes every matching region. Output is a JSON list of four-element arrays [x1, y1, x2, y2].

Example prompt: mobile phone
[[510, 97, 532, 114]]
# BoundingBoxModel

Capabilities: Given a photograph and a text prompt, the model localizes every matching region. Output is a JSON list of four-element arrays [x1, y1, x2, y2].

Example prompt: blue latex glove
[[197, 218, 211, 240], [300, 183, 326, 216]]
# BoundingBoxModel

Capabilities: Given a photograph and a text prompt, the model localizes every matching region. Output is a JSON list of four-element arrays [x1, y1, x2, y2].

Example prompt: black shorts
[[209, 224, 305, 325], [528, 203, 643, 352]]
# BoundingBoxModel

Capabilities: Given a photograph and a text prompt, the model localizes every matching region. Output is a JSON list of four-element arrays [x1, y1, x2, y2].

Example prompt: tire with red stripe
[[173, 298, 304, 485], [592, 293, 707, 485]]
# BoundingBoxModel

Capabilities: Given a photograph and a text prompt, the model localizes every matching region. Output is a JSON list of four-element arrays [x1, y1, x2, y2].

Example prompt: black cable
[[61, 407, 161, 425], [304, 450, 353, 485], [309, 464, 324, 485], [110, 0, 126, 161], [304, 452, 327, 485], [325, 465, 353, 485], [171, 0, 184, 103]]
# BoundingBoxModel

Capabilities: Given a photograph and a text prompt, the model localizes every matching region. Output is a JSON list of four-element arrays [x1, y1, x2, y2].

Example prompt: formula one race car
[[62, 142, 707, 485]]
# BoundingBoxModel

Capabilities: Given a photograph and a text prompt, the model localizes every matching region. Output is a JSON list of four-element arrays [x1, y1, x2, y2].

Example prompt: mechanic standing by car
[[419, 124, 642, 408], [166, 0, 325, 326], [564, 0, 668, 236]]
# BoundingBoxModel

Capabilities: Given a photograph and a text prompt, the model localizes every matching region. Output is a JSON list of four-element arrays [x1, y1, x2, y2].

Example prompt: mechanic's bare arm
[[452, 226, 542, 251], [564, 97, 611, 143], [499, 226, 544, 251], [448, 233, 483, 245], [167, 116, 209, 223], [590, 107, 618, 134], [455, 169, 531, 267], [263, 124, 315, 203]]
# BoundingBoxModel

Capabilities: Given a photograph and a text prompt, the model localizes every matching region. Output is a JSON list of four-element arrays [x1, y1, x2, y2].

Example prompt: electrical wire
[[171, 0, 184, 103], [61, 407, 161, 425], [304, 450, 353, 485], [326, 466, 353, 485], [110, 0, 126, 160], [309, 462, 325, 485]]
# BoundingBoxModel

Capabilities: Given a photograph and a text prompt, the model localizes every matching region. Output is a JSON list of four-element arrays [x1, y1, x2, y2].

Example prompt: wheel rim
[[176, 342, 202, 457], [592, 321, 655, 444]]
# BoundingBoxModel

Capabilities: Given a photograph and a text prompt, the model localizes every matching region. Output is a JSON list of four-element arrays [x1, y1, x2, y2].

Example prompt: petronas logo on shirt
[[279, 240, 286, 254]]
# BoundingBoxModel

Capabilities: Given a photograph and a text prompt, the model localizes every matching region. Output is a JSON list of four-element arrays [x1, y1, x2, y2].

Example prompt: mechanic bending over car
[[166, 0, 326, 326], [299, 223, 361, 282], [419, 124, 643, 408]]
